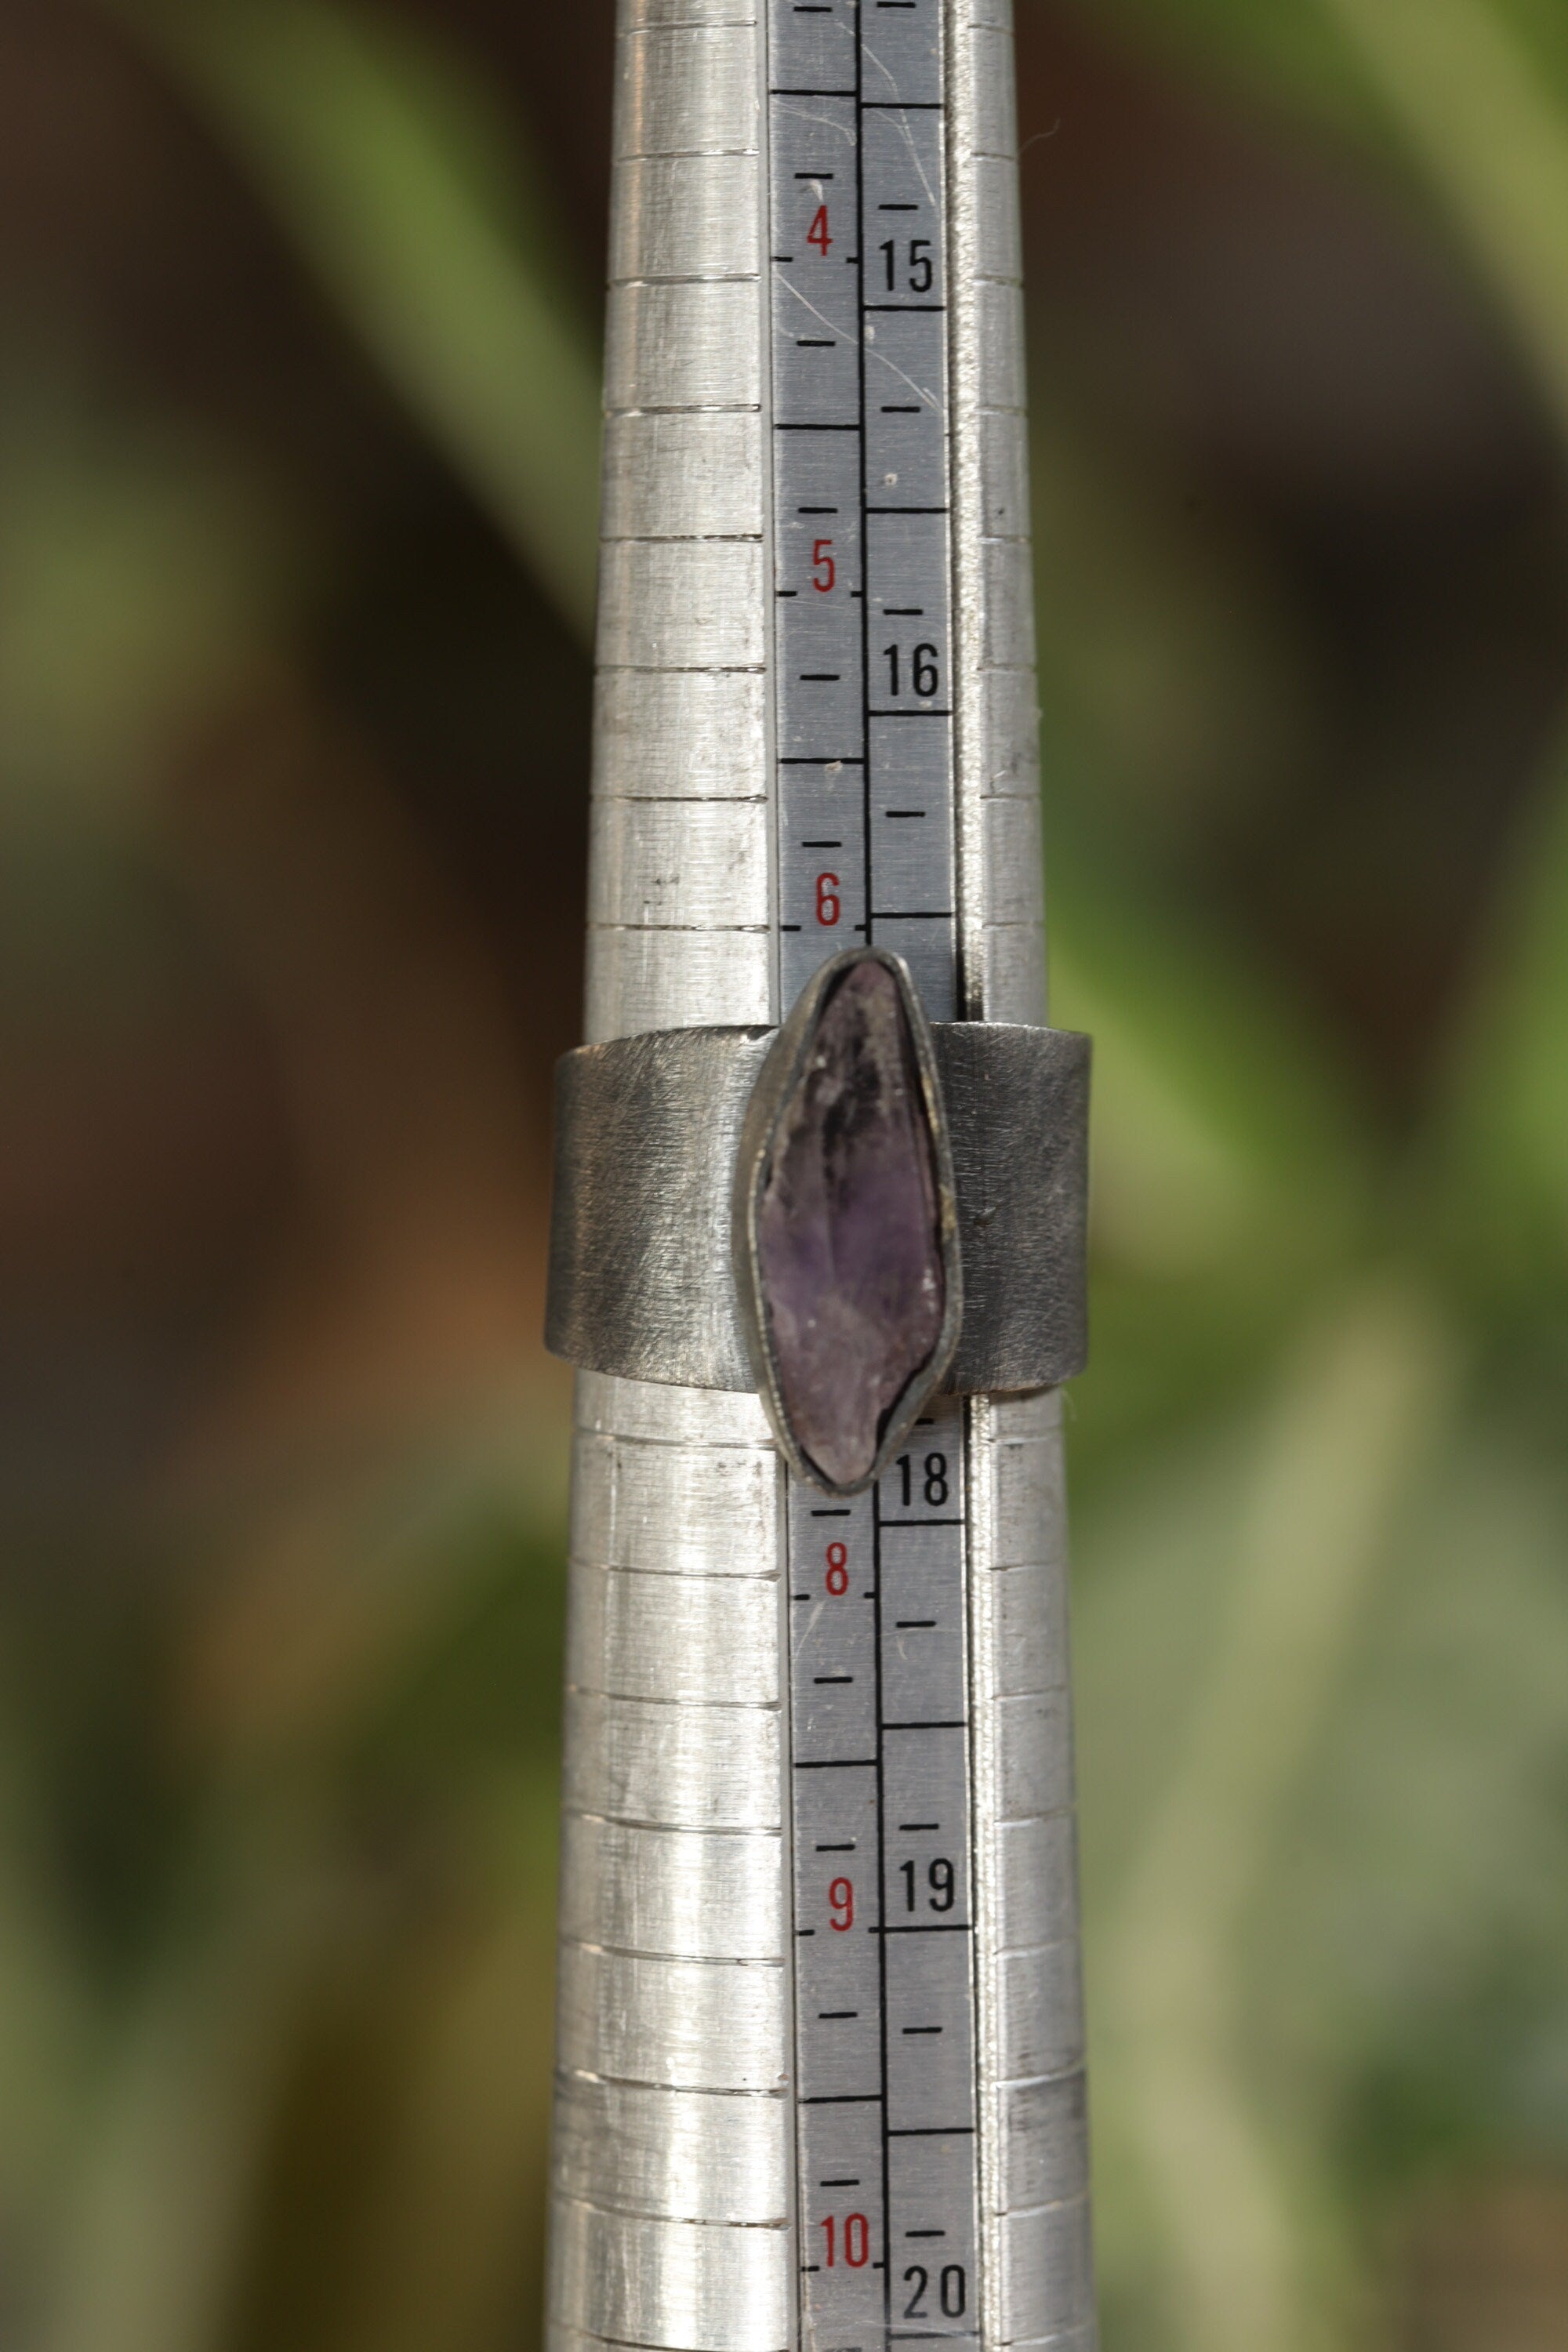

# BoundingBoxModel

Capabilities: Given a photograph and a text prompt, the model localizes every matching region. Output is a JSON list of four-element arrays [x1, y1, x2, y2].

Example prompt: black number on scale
[[882, 644, 940, 700], [902, 2267, 967, 2320], [896, 1452, 949, 1508], [900, 1856, 956, 1912], [880, 235, 934, 292]]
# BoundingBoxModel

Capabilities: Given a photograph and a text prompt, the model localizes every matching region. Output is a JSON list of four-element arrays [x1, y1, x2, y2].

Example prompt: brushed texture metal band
[[545, 1020, 1090, 1394]]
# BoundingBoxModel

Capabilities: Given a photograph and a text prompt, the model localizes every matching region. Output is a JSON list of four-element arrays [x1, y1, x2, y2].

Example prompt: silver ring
[[546, 950, 1090, 1491]]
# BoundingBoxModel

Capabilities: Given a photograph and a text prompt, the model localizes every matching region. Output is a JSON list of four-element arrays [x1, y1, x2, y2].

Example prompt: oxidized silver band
[[546, 1015, 1090, 1397]]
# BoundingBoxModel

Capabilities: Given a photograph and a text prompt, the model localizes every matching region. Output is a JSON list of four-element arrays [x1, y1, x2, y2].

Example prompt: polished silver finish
[[946, 2, 1094, 2328], [545, 1011, 1088, 1401], [554, 4, 788, 2339], [967, 1390, 1094, 2344], [949, 0, 1045, 1029], [590, 0, 772, 1048], [552, 0, 1093, 2339]]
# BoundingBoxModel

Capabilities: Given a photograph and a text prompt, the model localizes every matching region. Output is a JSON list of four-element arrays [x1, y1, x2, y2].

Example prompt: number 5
[[812, 537, 835, 593]]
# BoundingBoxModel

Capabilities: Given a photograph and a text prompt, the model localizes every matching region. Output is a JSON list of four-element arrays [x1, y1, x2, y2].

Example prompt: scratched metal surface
[[547, 0, 1094, 2342]]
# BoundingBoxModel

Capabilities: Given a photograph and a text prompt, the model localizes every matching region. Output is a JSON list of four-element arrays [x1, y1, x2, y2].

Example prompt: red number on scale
[[829, 1877, 854, 1933], [808, 205, 833, 256], [816, 872, 840, 926], [821, 2214, 871, 2268], [826, 1541, 848, 1596], [812, 537, 836, 593]]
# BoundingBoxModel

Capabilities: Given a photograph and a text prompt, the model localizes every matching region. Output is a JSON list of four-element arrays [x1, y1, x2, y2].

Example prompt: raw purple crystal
[[756, 958, 946, 1489]]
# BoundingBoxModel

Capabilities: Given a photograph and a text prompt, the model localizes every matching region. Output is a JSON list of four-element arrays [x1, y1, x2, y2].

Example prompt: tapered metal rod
[[547, 2, 1094, 2344]]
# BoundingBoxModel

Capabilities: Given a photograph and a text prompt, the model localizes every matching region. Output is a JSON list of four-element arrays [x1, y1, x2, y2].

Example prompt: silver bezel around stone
[[732, 947, 964, 1497]]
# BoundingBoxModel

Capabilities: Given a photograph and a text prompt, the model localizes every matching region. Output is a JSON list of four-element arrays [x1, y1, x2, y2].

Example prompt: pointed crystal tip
[[755, 956, 946, 1490]]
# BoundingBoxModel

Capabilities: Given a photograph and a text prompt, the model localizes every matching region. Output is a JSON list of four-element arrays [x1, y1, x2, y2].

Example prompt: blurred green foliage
[[0, 0, 1565, 2346]]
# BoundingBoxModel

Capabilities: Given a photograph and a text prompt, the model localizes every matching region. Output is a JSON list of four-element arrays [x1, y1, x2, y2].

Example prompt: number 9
[[829, 1877, 854, 1933]]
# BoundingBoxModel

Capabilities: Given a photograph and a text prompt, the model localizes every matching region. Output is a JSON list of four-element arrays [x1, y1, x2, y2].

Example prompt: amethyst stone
[[753, 956, 947, 1490]]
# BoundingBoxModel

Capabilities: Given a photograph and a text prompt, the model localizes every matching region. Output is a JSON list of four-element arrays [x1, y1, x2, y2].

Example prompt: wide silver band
[[546, 1019, 1090, 1396]]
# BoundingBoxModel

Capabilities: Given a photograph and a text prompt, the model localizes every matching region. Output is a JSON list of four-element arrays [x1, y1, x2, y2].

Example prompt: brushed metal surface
[[576, 1370, 775, 1448], [566, 1563, 781, 1709], [570, 1425, 779, 1573], [588, 797, 772, 932], [950, 0, 1044, 1039], [967, 1383, 1093, 2340], [995, 2199, 1098, 2342], [597, 539, 767, 672], [549, 2198, 790, 2352], [546, 1020, 1091, 1396], [993, 1942, 1087, 2086], [1000, 2334, 1099, 2352], [563, 1690, 784, 1830], [553, 9, 791, 2343], [553, 2070, 789, 2223], [604, 278, 763, 412], [554, 0, 1094, 2338], [593, 670, 768, 800], [615, 27, 760, 161], [559, 1814, 785, 1962], [994, 2071, 1092, 2212], [623, 0, 758, 24], [584, 931, 773, 1045], [557, 1947, 788, 2093], [601, 411, 765, 540], [610, 155, 764, 283]]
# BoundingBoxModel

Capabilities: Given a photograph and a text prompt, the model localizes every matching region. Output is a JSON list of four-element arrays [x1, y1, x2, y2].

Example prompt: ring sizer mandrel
[[545, 4, 1098, 2346]]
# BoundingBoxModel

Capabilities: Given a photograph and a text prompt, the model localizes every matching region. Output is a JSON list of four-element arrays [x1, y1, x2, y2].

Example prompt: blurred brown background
[[2, 2, 1567, 2347]]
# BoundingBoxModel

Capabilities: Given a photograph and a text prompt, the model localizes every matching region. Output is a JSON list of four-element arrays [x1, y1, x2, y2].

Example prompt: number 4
[[808, 205, 832, 256]]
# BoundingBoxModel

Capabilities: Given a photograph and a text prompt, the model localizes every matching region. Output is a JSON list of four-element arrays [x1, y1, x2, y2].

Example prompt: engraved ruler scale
[[549, 0, 1094, 2345]]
